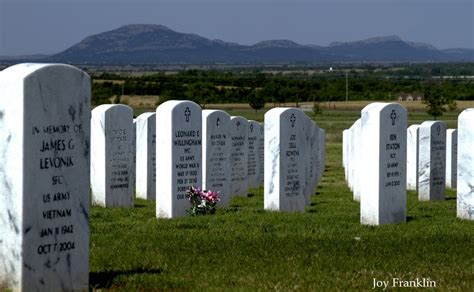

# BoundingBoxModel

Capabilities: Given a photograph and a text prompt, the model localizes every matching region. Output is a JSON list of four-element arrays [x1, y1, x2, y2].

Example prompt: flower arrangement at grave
[[186, 186, 220, 216]]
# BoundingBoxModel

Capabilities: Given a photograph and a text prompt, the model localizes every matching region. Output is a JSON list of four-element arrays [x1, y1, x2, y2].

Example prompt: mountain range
[[15, 24, 474, 64]]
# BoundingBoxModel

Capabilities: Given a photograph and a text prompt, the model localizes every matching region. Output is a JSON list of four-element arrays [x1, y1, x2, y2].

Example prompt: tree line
[[91, 67, 474, 110]]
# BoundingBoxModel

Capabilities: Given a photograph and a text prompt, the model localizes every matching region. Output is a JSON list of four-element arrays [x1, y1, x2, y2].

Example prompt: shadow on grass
[[247, 193, 255, 198], [90, 268, 164, 289], [407, 216, 414, 222]]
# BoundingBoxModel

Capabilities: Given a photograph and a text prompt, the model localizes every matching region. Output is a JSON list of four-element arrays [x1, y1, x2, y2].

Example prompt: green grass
[[90, 108, 473, 290]]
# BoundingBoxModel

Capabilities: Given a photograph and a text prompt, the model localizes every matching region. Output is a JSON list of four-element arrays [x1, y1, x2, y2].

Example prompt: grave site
[[0, 63, 473, 290]]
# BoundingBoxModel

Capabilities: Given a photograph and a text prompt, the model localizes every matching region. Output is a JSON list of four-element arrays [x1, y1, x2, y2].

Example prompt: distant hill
[[22, 24, 474, 64]]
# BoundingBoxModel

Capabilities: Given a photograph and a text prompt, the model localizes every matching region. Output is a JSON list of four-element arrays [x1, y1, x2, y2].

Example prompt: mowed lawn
[[90, 106, 473, 290]]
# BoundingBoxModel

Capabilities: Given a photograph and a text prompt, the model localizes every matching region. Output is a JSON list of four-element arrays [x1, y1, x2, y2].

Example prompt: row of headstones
[[0, 64, 326, 290], [91, 104, 326, 216], [342, 102, 474, 226], [90, 104, 265, 210]]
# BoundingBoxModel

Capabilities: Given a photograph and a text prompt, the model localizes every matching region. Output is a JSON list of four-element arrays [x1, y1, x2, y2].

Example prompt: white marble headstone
[[360, 103, 407, 225], [446, 129, 457, 189], [418, 121, 447, 201], [307, 121, 320, 203], [302, 116, 313, 204], [0, 63, 90, 290], [156, 100, 202, 218], [352, 119, 362, 201], [264, 108, 307, 212], [457, 109, 474, 220], [202, 110, 231, 206], [91, 104, 135, 207], [257, 122, 265, 186], [344, 128, 351, 183], [247, 120, 261, 189], [136, 112, 156, 200], [342, 129, 348, 170], [230, 116, 249, 197], [406, 124, 420, 191]]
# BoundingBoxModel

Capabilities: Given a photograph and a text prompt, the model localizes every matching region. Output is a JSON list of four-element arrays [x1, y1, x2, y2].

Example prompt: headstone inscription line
[[0, 63, 90, 290], [136, 112, 156, 200], [457, 109, 474, 220], [91, 104, 134, 207], [360, 103, 407, 225], [156, 100, 202, 218], [202, 110, 231, 206], [264, 108, 306, 212]]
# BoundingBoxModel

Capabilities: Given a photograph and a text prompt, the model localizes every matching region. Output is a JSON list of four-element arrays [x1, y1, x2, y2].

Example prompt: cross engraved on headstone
[[436, 125, 441, 136], [184, 107, 191, 122], [250, 123, 254, 132], [290, 114, 296, 127], [236, 120, 241, 130], [390, 110, 397, 126], [216, 117, 220, 127]]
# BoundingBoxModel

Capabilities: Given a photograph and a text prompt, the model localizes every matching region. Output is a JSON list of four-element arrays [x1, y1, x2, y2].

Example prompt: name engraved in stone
[[40, 156, 74, 169], [40, 139, 75, 152]]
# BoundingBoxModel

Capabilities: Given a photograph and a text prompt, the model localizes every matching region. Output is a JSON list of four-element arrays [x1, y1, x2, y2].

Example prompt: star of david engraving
[[184, 107, 191, 122], [390, 110, 397, 126], [290, 113, 296, 128]]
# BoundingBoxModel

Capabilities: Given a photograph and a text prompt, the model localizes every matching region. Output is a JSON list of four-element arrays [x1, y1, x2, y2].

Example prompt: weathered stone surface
[[418, 121, 447, 201], [202, 110, 231, 206], [156, 100, 202, 218], [230, 116, 248, 197], [0, 63, 90, 290], [91, 104, 134, 207], [446, 129, 457, 189], [264, 108, 306, 212], [406, 124, 420, 191], [136, 112, 156, 200], [457, 109, 474, 220], [360, 103, 407, 225]]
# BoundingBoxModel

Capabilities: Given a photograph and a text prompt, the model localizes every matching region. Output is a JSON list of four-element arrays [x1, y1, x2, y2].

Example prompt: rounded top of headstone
[[1, 63, 89, 81], [136, 112, 156, 120], [202, 109, 230, 119], [459, 108, 474, 121], [230, 116, 248, 122], [92, 104, 133, 115], [156, 100, 200, 112], [264, 107, 299, 118], [407, 124, 420, 130], [362, 102, 406, 114], [447, 128, 457, 134], [420, 120, 447, 128], [351, 118, 362, 128]]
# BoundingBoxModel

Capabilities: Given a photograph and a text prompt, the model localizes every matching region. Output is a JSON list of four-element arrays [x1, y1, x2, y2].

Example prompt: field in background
[[89, 108, 473, 290]]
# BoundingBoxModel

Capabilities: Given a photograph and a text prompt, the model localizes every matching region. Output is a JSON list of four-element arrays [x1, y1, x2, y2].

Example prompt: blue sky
[[0, 0, 472, 56]]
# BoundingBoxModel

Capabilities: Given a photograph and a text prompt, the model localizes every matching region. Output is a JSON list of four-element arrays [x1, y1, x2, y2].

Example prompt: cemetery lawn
[[90, 109, 473, 290]]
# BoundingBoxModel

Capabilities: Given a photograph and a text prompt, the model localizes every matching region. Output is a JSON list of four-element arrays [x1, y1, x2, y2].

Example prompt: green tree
[[248, 90, 265, 112], [423, 88, 456, 120]]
